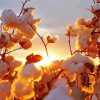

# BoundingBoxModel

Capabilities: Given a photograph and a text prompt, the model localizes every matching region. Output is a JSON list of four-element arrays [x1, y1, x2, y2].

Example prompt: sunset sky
[[0, 0, 94, 60]]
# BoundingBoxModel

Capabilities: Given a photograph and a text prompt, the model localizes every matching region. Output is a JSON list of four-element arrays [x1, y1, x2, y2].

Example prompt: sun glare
[[35, 52, 58, 67]]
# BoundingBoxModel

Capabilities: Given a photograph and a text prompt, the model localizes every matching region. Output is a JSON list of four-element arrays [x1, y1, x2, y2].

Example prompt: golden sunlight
[[35, 52, 59, 67]]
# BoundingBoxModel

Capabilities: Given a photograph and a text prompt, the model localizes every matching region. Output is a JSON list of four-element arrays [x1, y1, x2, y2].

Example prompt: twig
[[68, 32, 73, 55], [27, 22, 50, 59], [6, 47, 22, 54], [18, 0, 29, 17]]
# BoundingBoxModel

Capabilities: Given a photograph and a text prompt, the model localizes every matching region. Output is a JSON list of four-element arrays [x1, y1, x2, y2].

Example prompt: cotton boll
[[66, 25, 73, 32], [62, 60, 83, 74], [75, 27, 93, 49], [5, 41, 15, 50], [0, 32, 10, 44], [0, 32, 15, 50], [8, 60, 22, 73], [12, 79, 35, 99], [76, 35, 89, 49], [72, 53, 93, 64], [75, 18, 85, 27], [0, 81, 11, 99], [91, 95, 97, 100], [0, 61, 9, 79], [44, 87, 73, 100], [62, 53, 94, 74], [52, 78, 68, 88], [20, 63, 42, 81], [18, 22, 36, 39], [1, 9, 19, 28], [19, 38, 32, 49], [19, 8, 35, 23]]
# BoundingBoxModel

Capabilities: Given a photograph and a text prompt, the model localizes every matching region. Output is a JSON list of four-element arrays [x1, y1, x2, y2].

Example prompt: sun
[[35, 52, 58, 67]]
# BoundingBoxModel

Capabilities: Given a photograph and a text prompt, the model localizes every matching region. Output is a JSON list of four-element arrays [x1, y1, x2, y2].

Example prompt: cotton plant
[[65, 2, 100, 58], [0, 0, 100, 100]]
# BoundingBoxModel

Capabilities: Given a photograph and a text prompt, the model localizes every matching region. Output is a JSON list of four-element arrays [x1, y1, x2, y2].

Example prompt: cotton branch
[[18, 0, 30, 17], [67, 32, 73, 55], [6, 47, 22, 54], [27, 22, 50, 59]]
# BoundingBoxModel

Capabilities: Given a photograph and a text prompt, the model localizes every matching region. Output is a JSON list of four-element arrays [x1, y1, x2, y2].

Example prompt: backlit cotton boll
[[0, 81, 11, 100], [8, 60, 22, 73], [1, 9, 41, 39], [19, 38, 32, 49], [0, 61, 9, 79], [0, 32, 15, 50], [1, 9, 19, 28], [76, 27, 93, 49], [18, 23, 36, 39], [44, 87, 73, 100], [19, 8, 35, 23], [52, 78, 69, 89], [5, 41, 15, 50], [20, 63, 42, 81], [61, 53, 94, 74], [75, 17, 85, 27], [12, 79, 35, 99]]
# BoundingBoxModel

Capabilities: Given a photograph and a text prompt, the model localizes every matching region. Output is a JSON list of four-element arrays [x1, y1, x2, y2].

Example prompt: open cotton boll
[[1, 9, 19, 28], [20, 63, 42, 81], [0, 81, 11, 99], [76, 27, 92, 49], [91, 95, 97, 100], [76, 35, 89, 49], [0, 32, 15, 50], [61, 53, 94, 74], [19, 8, 35, 23], [18, 22, 36, 39], [0, 61, 9, 79], [8, 60, 22, 73], [44, 87, 73, 100], [12, 79, 35, 99], [75, 17, 85, 27], [72, 53, 92, 63], [52, 78, 69, 89], [5, 41, 15, 50]]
